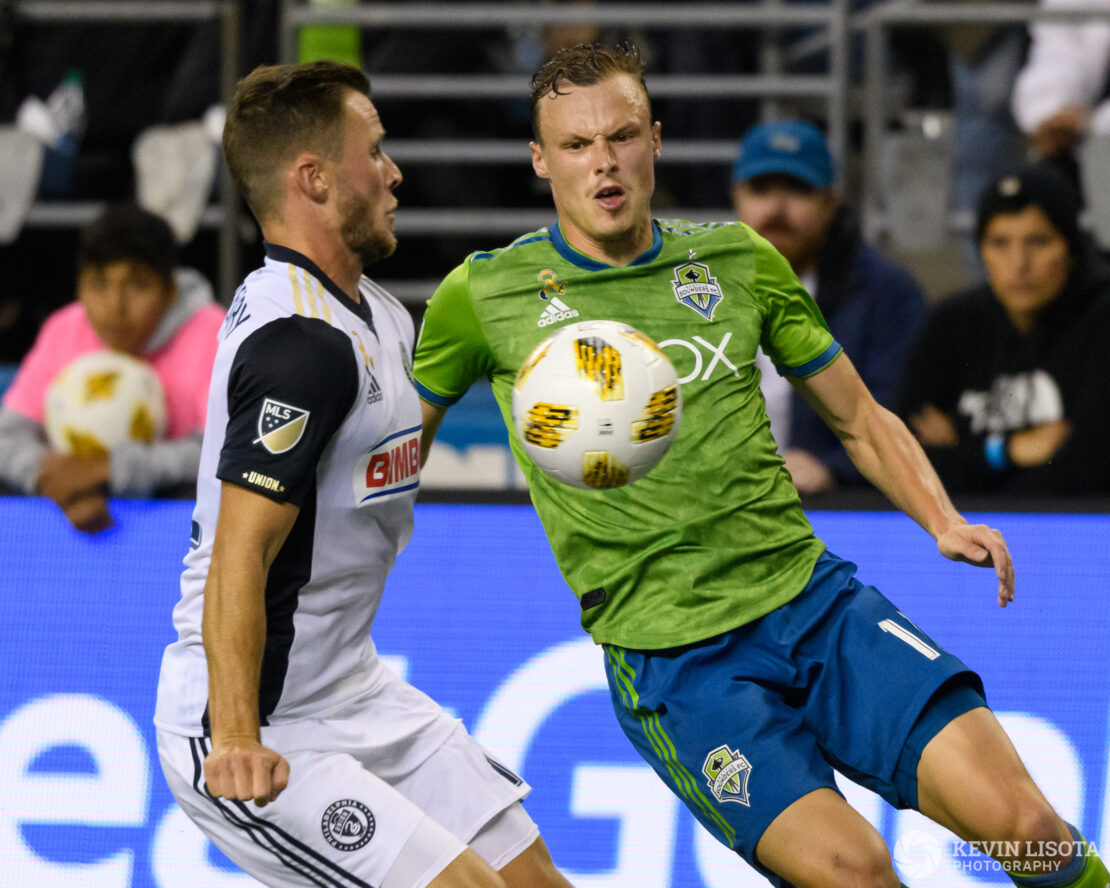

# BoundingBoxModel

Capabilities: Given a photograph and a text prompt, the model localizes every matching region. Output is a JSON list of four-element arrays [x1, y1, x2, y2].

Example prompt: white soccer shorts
[[157, 671, 535, 887]]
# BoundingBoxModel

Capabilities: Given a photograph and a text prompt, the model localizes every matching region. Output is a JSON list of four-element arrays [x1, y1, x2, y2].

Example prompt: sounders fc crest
[[254, 398, 310, 454], [702, 744, 752, 806], [672, 260, 723, 321]]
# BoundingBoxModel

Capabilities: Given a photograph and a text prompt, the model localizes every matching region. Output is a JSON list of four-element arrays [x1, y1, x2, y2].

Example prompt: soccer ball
[[512, 319, 682, 490], [44, 350, 167, 457]]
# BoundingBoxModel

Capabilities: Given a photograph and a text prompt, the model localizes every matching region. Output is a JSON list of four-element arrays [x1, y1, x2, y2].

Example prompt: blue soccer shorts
[[602, 550, 986, 882]]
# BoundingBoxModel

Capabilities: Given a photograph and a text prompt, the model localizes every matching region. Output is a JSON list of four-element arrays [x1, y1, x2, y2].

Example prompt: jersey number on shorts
[[878, 619, 940, 660]]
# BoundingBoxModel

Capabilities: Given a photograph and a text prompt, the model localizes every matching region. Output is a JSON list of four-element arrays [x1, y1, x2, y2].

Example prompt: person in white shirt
[[1011, 0, 1110, 160]]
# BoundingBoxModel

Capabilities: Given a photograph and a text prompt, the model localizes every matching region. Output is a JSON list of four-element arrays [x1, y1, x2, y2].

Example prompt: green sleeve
[[753, 231, 841, 378], [412, 258, 496, 406]]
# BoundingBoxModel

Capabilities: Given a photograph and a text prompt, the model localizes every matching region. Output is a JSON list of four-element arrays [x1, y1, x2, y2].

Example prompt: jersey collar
[[550, 220, 663, 271], [263, 241, 376, 332]]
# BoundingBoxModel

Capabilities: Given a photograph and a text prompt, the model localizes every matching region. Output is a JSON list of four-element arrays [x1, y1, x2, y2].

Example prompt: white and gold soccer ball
[[512, 319, 682, 490], [44, 350, 167, 457]]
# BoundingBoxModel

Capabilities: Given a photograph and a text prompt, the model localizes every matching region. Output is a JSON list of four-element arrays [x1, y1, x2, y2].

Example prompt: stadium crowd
[[2, 0, 1109, 508]]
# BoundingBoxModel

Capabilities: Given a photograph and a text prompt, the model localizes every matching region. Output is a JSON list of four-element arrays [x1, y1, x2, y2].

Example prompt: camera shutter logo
[[702, 744, 752, 806], [254, 398, 310, 454], [321, 799, 376, 851]]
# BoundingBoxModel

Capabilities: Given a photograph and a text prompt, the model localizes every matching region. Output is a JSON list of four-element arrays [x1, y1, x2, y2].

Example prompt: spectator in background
[[897, 164, 1110, 496], [731, 120, 927, 494], [0, 203, 224, 531], [941, 11, 1030, 273], [1011, 0, 1110, 175]]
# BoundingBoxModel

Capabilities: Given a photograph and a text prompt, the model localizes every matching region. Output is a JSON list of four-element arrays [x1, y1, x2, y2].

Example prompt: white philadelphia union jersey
[[155, 244, 425, 735]]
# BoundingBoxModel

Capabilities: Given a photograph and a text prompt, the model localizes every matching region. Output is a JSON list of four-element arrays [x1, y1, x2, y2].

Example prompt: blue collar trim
[[550, 220, 663, 270]]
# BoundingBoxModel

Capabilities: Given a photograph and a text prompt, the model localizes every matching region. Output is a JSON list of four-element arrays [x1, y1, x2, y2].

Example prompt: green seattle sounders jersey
[[414, 219, 838, 649]]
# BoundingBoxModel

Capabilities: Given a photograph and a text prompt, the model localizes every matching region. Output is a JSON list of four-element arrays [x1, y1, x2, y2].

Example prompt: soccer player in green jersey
[[413, 43, 1109, 888]]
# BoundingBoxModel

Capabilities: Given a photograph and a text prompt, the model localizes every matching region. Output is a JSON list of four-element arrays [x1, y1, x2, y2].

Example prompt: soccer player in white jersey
[[154, 61, 573, 888]]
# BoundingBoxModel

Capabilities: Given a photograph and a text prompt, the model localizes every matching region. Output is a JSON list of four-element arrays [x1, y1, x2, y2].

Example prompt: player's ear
[[530, 141, 550, 180], [292, 152, 329, 203], [652, 121, 662, 160]]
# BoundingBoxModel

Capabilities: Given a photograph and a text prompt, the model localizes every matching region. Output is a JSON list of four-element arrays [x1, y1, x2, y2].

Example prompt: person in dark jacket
[[897, 163, 1110, 495], [731, 119, 928, 493]]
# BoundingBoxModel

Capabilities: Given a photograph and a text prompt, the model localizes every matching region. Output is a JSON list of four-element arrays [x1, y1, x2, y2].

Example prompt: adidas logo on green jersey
[[537, 296, 580, 328]]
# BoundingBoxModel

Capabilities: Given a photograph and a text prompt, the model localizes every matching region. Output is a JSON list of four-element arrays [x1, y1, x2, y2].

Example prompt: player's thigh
[[603, 642, 840, 884], [487, 830, 571, 888], [389, 724, 537, 869], [798, 576, 982, 808], [755, 787, 899, 888], [425, 848, 505, 888], [158, 729, 463, 888], [915, 706, 1067, 848]]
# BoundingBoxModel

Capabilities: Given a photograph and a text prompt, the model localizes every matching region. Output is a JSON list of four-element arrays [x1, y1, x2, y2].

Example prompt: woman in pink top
[[0, 203, 225, 531]]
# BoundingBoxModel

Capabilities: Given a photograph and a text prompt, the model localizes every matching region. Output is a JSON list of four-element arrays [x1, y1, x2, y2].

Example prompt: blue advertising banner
[[1, 497, 1108, 887]]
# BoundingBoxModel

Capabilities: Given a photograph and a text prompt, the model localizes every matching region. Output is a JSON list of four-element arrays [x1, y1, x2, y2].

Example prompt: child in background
[[0, 202, 224, 531]]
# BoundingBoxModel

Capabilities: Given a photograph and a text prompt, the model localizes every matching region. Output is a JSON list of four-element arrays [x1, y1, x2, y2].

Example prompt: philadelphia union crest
[[321, 799, 376, 851], [672, 261, 723, 321], [702, 744, 752, 806]]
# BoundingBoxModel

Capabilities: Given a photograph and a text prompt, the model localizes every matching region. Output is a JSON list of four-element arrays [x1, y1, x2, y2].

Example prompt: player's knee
[[791, 831, 899, 888], [826, 834, 901, 888], [1002, 796, 1069, 864]]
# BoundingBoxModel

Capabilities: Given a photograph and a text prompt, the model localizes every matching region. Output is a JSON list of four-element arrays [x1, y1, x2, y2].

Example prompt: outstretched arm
[[792, 353, 1015, 607], [202, 481, 298, 806]]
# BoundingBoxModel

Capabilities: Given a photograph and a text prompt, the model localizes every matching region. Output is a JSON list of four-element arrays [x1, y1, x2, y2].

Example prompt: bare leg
[[755, 787, 900, 888], [426, 847, 507, 888], [916, 707, 1071, 873], [499, 836, 575, 888]]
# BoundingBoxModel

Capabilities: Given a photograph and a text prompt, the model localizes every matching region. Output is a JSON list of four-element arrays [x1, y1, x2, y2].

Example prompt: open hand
[[937, 523, 1014, 608]]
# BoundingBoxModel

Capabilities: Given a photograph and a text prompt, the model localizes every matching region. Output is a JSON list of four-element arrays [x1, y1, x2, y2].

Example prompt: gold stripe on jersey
[[287, 264, 306, 317], [288, 264, 335, 323], [301, 268, 319, 319], [312, 276, 332, 324]]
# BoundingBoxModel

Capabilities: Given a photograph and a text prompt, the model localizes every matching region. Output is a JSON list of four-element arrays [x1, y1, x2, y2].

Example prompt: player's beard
[[338, 183, 396, 268]]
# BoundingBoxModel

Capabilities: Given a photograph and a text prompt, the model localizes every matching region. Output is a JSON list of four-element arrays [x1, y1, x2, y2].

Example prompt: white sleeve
[[1011, 0, 1110, 133]]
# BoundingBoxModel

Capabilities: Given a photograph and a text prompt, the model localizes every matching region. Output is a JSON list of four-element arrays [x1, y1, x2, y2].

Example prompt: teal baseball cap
[[731, 120, 834, 188]]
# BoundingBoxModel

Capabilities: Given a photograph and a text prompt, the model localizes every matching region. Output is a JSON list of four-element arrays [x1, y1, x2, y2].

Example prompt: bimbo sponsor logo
[[354, 425, 421, 504]]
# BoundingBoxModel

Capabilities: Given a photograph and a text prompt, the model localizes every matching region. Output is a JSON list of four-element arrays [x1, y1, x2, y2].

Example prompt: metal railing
[[280, 0, 851, 162], [860, 1, 1110, 244], [21, 1, 1110, 306], [278, 0, 851, 302], [13, 0, 242, 301]]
